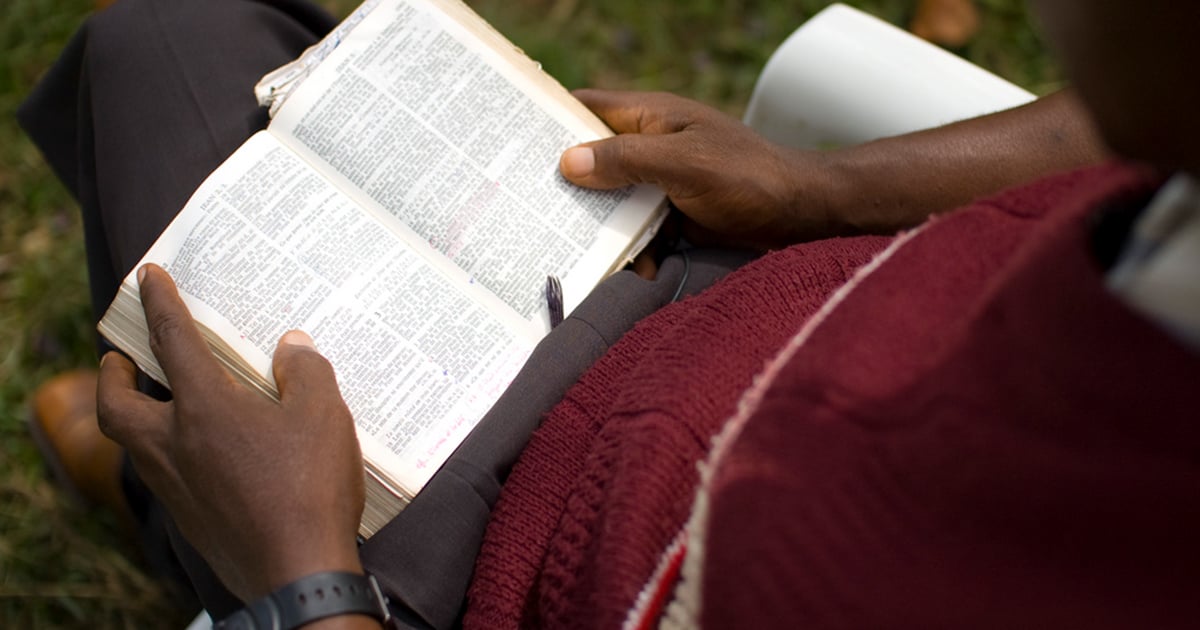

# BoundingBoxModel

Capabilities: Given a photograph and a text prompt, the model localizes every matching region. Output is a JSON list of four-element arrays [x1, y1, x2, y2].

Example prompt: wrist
[[816, 143, 923, 236], [811, 146, 872, 236], [303, 615, 382, 629], [773, 147, 854, 242], [256, 535, 364, 600]]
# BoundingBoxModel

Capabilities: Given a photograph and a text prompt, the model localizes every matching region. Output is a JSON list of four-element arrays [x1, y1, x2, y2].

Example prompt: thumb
[[96, 350, 168, 446], [272, 330, 341, 405], [560, 134, 689, 190]]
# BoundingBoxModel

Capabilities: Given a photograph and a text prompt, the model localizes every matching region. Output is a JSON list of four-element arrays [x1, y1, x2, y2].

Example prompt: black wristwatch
[[214, 571, 391, 629]]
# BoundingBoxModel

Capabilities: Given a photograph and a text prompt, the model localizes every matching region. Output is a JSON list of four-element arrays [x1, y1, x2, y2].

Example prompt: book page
[[268, 0, 664, 325], [128, 131, 535, 492]]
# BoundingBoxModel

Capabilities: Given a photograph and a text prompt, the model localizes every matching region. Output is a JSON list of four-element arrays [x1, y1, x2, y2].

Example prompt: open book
[[98, 0, 666, 537]]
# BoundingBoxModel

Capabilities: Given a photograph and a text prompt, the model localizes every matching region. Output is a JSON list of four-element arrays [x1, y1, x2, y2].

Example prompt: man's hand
[[561, 89, 1109, 248], [560, 89, 830, 249], [97, 264, 366, 602]]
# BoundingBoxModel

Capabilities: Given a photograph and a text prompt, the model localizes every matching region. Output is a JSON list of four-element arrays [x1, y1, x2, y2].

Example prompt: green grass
[[0, 0, 191, 627], [471, 0, 1061, 112], [0, 0, 1054, 626]]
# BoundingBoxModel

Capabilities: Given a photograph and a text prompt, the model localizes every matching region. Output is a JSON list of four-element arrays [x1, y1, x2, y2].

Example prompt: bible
[[97, 0, 667, 537]]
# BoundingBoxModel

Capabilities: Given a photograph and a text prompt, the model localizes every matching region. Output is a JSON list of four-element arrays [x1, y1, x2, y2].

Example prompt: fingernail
[[562, 147, 594, 178], [137, 265, 148, 284], [280, 330, 317, 350]]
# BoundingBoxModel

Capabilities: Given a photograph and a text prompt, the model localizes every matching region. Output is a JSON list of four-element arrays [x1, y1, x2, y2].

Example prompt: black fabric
[[360, 248, 755, 628], [18, 0, 337, 322], [20, 1, 757, 627], [1087, 189, 1159, 271]]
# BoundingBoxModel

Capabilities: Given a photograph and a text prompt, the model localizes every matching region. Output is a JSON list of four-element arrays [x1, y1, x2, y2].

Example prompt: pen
[[546, 275, 564, 328]]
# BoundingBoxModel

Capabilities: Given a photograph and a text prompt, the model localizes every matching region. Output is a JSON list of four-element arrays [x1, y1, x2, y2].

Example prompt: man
[[23, 0, 1200, 628]]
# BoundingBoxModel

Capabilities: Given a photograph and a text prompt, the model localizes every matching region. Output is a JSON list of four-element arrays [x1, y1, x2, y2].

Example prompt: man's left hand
[[97, 264, 366, 602]]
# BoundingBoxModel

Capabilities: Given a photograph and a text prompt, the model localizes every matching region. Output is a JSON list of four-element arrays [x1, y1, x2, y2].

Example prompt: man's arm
[[560, 89, 1107, 249], [820, 89, 1106, 235]]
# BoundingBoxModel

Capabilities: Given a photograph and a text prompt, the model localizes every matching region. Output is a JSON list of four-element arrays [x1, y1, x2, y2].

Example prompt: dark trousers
[[20, 0, 755, 626]]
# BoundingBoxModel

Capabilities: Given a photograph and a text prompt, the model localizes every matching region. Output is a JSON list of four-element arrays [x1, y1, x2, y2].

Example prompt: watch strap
[[215, 571, 391, 629]]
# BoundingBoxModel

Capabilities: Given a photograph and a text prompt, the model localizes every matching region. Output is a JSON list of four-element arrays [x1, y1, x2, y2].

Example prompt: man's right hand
[[560, 89, 1108, 249], [560, 89, 833, 249]]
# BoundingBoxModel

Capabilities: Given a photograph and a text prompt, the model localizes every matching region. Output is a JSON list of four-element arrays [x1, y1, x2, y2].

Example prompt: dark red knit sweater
[[466, 164, 1200, 628]]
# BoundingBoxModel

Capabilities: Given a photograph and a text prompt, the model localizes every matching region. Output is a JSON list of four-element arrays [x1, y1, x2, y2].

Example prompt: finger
[[272, 330, 344, 408], [560, 133, 691, 190], [631, 250, 658, 280], [98, 353, 177, 508], [96, 351, 169, 446], [573, 89, 690, 135], [137, 264, 227, 393]]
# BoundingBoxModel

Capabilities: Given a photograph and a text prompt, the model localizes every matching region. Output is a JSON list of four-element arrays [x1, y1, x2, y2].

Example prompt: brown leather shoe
[[29, 369, 133, 530]]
